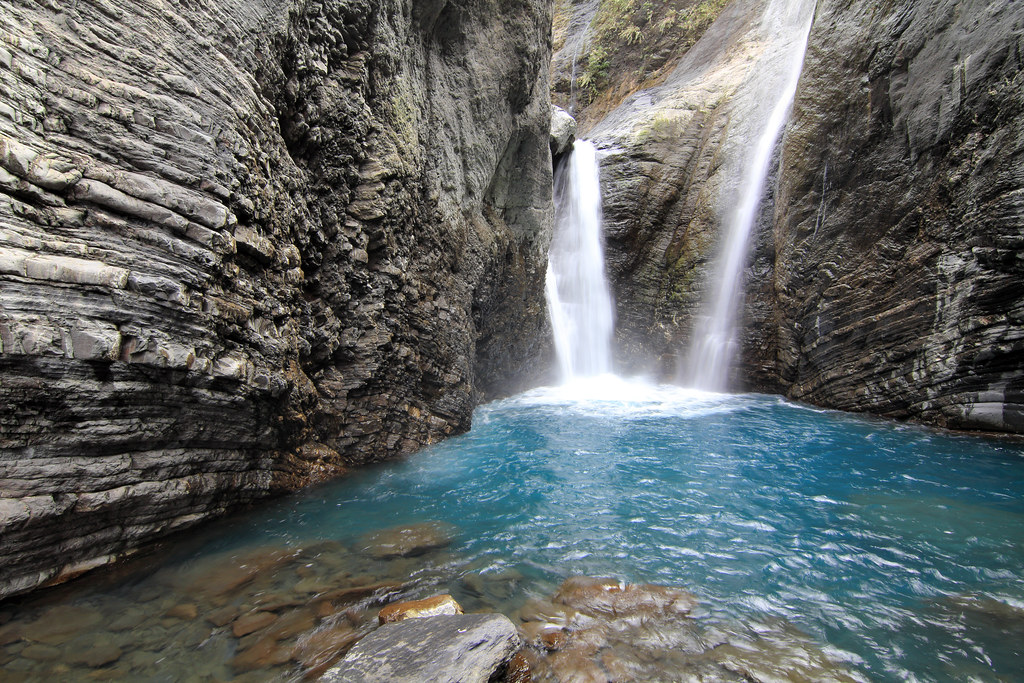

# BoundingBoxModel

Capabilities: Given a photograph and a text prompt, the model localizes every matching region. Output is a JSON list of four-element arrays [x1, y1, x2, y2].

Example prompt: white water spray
[[546, 140, 615, 380], [685, 0, 815, 391]]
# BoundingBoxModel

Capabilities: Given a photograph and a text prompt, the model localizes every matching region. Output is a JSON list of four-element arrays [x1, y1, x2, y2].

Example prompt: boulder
[[551, 105, 578, 157], [378, 594, 463, 624], [321, 613, 521, 683]]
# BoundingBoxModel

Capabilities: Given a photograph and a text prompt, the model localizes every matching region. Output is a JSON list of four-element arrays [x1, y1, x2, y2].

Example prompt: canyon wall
[[586, 0, 781, 385], [0, 0, 554, 599], [773, 0, 1024, 431], [586, 0, 1023, 431]]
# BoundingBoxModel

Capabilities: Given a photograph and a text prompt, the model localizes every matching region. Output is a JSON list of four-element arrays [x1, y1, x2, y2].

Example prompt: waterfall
[[546, 140, 615, 381], [684, 0, 815, 391]]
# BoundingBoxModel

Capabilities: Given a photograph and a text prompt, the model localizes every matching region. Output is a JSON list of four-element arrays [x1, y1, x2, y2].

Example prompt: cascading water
[[545, 140, 615, 381], [685, 0, 816, 391]]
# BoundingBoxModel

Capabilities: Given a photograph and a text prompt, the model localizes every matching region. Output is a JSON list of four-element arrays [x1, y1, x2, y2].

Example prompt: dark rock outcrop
[[320, 613, 521, 683], [0, 0, 554, 599], [772, 0, 1024, 431]]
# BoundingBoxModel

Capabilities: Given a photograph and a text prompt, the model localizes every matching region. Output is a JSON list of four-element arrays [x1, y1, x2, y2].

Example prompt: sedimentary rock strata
[[0, 0, 554, 599], [322, 613, 522, 683], [772, 0, 1024, 431], [587, 0, 785, 384]]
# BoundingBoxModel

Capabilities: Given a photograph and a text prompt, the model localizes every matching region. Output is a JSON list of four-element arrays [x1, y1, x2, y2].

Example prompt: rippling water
[[3, 378, 1023, 681]]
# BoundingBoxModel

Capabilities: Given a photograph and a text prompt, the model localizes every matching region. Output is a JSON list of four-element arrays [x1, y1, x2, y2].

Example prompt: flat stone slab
[[320, 613, 521, 683]]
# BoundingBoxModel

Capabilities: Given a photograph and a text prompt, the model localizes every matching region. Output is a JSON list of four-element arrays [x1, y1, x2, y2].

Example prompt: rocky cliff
[[586, 0, 784, 384], [773, 0, 1024, 432], [584, 0, 1023, 432], [0, 0, 554, 599]]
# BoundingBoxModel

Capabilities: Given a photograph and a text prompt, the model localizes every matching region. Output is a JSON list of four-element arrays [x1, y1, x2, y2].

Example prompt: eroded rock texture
[[0, 0, 553, 599], [773, 0, 1024, 431]]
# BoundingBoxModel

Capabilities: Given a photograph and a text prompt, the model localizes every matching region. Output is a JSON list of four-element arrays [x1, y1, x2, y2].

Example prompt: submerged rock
[[231, 633, 294, 672], [66, 641, 123, 668], [378, 594, 463, 624], [360, 522, 457, 559], [552, 576, 698, 618], [180, 547, 300, 602], [551, 105, 578, 157], [19, 605, 103, 645], [293, 622, 362, 674], [232, 610, 279, 638], [321, 613, 521, 683], [519, 577, 864, 683]]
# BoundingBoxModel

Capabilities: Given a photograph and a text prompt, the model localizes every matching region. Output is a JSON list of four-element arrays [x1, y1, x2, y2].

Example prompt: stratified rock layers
[[0, 0, 554, 599], [590, 0, 1023, 431], [773, 0, 1024, 431]]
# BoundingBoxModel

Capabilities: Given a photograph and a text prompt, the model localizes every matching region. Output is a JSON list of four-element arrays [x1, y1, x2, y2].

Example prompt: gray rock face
[[589, 0, 1023, 431], [588, 0, 783, 384], [320, 613, 521, 683], [772, 0, 1024, 431], [0, 0, 554, 599]]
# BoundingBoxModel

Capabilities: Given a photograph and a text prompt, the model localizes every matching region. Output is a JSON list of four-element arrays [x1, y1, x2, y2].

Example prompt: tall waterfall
[[546, 140, 615, 380], [685, 0, 815, 391]]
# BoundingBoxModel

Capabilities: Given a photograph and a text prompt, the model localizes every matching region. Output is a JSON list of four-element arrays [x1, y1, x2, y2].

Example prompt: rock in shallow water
[[378, 594, 463, 624], [552, 576, 699, 618], [518, 577, 865, 682], [321, 613, 521, 683], [359, 521, 457, 559]]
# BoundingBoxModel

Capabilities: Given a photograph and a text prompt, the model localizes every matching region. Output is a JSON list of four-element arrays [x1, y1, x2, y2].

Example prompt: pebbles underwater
[[0, 520, 871, 682]]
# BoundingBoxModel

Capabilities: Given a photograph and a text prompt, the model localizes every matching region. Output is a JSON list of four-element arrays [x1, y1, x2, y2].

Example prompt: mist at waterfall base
[[5, 385, 1022, 680]]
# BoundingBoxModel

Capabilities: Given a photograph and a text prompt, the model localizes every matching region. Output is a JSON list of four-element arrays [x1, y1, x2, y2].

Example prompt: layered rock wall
[[0, 0, 553, 599], [773, 0, 1024, 431], [587, 0, 780, 383]]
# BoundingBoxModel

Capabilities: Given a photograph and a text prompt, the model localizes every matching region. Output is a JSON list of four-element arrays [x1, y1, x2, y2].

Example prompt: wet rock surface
[[322, 613, 521, 683], [515, 577, 865, 682], [587, 0, 786, 384], [584, 0, 1023, 431], [550, 105, 578, 158], [0, 532, 461, 680], [0, 0, 555, 599], [378, 593, 463, 623]]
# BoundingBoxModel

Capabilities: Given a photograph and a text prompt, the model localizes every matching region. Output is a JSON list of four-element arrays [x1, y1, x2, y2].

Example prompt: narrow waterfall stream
[[685, 0, 816, 390], [545, 139, 615, 380]]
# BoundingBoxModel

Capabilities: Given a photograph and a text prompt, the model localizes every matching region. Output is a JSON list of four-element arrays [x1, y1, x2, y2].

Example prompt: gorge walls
[[585, 0, 783, 385], [0, 0, 554, 599], [580, 0, 1023, 431], [773, 0, 1024, 432]]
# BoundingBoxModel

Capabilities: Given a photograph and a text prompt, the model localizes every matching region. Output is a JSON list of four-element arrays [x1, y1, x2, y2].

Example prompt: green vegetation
[[562, 0, 730, 128]]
